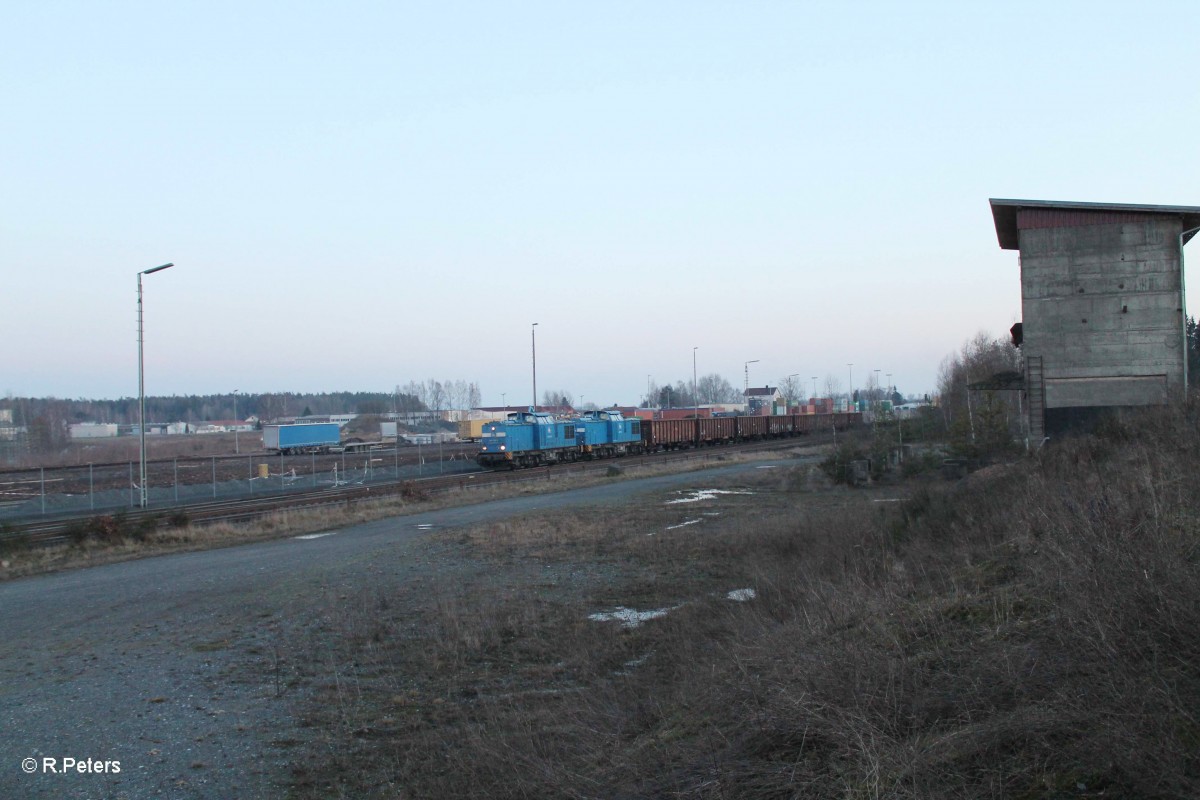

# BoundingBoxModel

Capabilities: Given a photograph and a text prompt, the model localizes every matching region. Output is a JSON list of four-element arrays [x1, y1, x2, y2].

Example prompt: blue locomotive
[[477, 411, 579, 468], [575, 410, 644, 458]]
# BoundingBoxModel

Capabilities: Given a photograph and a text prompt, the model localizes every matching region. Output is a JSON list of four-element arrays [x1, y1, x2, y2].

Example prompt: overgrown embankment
[[286, 409, 1200, 799]]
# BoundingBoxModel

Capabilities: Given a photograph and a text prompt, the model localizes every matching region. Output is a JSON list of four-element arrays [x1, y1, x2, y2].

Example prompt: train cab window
[[631, 421, 641, 435], [563, 425, 575, 439]]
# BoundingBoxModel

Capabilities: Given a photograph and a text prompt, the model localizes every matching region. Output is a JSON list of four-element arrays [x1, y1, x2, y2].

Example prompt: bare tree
[[777, 375, 803, 408], [823, 375, 843, 402], [937, 332, 1021, 422], [540, 390, 574, 410], [697, 373, 740, 404], [642, 380, 660, 408], [428, 380, 447, 413]]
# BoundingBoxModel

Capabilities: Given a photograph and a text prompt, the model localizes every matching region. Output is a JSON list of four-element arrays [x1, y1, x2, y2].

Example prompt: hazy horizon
[[6, 2, 1199, 407]]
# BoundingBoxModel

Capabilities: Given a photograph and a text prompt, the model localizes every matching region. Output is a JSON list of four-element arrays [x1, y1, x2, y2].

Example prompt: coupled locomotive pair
[[476, 409, 862, 469]]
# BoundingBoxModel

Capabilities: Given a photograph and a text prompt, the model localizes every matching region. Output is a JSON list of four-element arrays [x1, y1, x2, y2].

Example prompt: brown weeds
[[281, 408, 1200, 798]]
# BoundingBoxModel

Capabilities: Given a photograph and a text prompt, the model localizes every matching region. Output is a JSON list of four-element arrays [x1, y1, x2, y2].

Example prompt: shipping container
[[657, 408, 709, 421], [262, 423, 340, 453], [457, 419, 489, 441]]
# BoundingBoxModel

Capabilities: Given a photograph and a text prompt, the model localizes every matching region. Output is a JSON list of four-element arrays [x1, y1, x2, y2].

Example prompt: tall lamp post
[[872, 369, 881, 429], [138, 262, 174, 508], [531, 322, 539, 412], [847, 363, 854, 412], [233, 389, 240, 454], [811, 376, 818, 401], [693, 347, 699, 418]]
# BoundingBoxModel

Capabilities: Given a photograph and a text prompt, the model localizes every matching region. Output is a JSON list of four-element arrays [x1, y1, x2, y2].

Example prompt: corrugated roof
[[989, 198, 1200, 250]]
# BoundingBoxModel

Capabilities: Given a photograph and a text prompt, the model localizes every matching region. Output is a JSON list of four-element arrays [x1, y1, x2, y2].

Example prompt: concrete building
[[744, 386, 781, 415], [991, 198, 1200, 438]]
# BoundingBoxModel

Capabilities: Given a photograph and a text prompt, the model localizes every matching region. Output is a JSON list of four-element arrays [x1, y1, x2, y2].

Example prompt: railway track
[[0, 442, 481, 498], [0, 435, 830, 549]]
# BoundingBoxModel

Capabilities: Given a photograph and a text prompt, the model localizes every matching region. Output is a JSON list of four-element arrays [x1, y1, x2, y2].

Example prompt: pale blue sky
[[4, 2, 1199, 406]]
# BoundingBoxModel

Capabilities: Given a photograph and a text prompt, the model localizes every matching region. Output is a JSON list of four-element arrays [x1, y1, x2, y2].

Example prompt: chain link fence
[[0, 444, 479, 522]]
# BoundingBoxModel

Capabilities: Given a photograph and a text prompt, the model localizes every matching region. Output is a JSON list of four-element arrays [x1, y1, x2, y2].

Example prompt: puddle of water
[[665, 519, 702, 530], [295, 532, 336, 540], [872, 499, 902, 503], [588, 606, 673, 628], [666, 489, 755, 505], [727, 588, 757, 602]]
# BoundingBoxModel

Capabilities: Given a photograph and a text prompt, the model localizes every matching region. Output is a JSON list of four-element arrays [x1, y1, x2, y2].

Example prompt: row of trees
[[640, 374, 743, 409], [393, 380, 482, 415], [637, 373, 912, 410]]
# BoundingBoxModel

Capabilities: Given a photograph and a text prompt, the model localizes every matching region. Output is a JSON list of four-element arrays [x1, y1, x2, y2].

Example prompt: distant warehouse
[[990, 198, 1200, 439]]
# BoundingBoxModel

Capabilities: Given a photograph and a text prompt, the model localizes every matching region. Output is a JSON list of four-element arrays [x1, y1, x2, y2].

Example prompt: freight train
[[476, 408, 862, 469]]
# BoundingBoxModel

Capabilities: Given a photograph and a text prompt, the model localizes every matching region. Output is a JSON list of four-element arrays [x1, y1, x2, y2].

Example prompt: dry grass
[[278, 406, 1200, 799], [0, 447, 798, 581]]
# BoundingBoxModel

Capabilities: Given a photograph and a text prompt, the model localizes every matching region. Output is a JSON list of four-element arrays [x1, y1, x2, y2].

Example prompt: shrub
[[400, 481, 429, 502]]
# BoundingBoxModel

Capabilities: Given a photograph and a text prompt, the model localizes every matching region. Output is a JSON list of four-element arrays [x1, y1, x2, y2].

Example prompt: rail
[[0, 435, 831, 550]]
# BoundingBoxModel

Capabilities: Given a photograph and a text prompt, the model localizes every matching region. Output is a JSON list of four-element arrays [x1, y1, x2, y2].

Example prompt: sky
[[4, 1, 1200, 407]]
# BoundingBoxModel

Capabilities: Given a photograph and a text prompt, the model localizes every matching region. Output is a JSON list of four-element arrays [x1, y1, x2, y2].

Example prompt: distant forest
[[0, 380, 487, 433], [0, 391, 425, 430]]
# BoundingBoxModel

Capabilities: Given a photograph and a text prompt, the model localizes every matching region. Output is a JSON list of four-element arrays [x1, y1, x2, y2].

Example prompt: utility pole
[[744, 359, 759, 397], [137, 262, 174, 508]]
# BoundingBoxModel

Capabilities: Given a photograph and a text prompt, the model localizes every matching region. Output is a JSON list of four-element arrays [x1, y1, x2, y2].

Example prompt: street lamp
[[137, 262, 174, 508], [872, 369, 881, 430], [501, 392, 506, 410], [847, 363, 854, 411], [531, 322, 538, 412], [233, 389, 240, 455], [811, 376, 818, 400]]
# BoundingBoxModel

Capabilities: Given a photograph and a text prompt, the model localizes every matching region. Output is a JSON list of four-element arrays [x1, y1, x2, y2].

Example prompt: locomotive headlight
[[500, 445, 506, 451]]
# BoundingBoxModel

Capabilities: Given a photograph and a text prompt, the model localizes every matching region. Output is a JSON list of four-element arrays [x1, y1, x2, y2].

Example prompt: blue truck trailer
[[262, 423, 341, 454]]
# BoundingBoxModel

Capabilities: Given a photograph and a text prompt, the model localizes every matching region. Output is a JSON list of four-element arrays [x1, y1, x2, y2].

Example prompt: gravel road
[[0, 459, 793, 798]]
